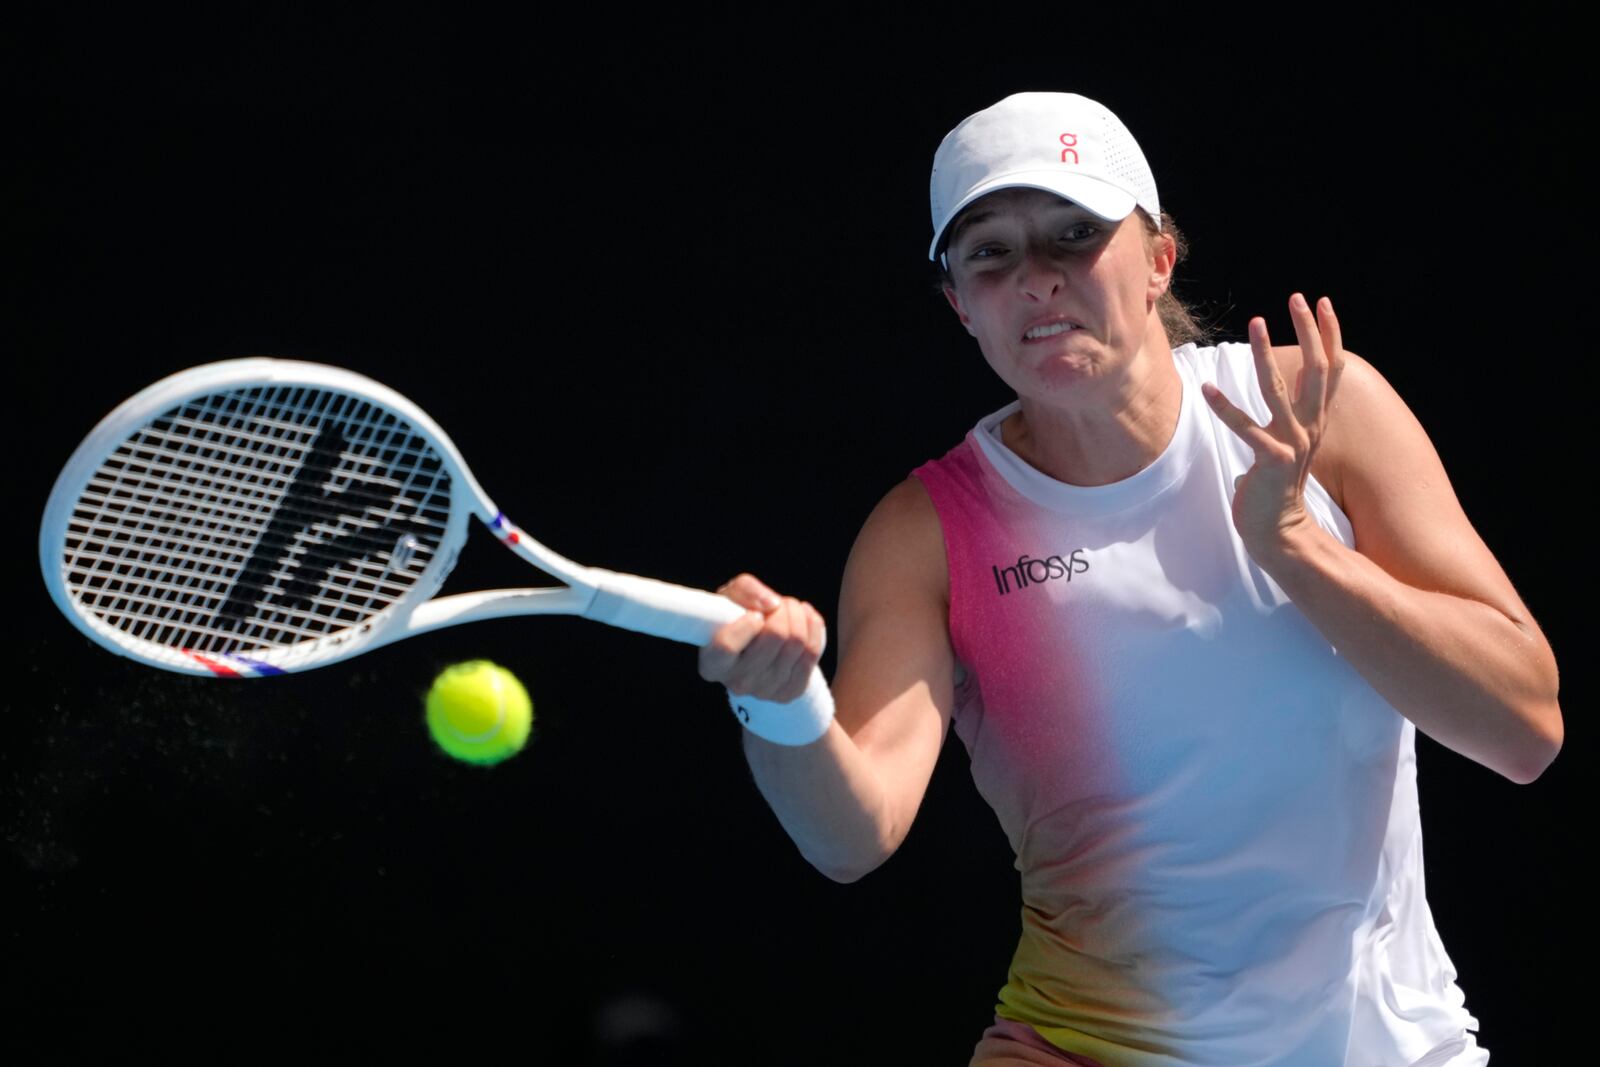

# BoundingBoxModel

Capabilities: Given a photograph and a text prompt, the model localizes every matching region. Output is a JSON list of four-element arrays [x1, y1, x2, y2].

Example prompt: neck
[[1000, 316, 1182, 487]]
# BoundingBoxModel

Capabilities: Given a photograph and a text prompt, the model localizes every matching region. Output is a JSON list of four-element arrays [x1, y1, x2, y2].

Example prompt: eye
[[966, 242, 1009, 262], [1060, 221, 1099, 242]]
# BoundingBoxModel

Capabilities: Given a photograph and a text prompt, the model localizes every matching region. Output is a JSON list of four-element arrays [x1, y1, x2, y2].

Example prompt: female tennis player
[[698, 92, 1561, 1066]]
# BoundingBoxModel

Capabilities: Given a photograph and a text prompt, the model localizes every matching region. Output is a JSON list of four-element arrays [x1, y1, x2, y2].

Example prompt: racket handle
[[584, 569, 746, 644], [585, 569, 835, 746]]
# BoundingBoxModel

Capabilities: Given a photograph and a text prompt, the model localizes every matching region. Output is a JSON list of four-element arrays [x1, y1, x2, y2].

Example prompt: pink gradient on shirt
[[914, 443, 1116, 855]]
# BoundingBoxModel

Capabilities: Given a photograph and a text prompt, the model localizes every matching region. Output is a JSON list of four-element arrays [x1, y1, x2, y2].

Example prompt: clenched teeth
[[1024, 322, 1078, 340]]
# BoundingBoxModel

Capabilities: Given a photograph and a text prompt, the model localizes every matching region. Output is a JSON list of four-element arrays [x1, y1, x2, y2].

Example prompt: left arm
[[1204, 295, 1562, 784]]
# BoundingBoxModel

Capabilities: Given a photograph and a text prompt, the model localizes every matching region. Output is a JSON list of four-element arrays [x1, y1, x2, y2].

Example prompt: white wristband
[[727, 668, 835, 746]]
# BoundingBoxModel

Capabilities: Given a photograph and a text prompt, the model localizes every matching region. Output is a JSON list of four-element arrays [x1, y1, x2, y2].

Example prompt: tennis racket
[[39, 358, 833, 745]]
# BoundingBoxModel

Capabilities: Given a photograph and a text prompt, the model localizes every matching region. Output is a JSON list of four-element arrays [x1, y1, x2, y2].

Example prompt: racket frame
[[42, 359, 618, 676], [41, 358, 832, 745]]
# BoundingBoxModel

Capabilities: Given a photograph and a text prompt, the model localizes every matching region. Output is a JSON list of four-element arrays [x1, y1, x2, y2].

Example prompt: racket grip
[[585, 569, 835, 746], [584, 569, 746, 644]]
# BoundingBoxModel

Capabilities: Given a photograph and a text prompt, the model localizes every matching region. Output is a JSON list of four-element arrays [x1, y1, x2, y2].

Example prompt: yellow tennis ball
[[425, 660, 533, 765]]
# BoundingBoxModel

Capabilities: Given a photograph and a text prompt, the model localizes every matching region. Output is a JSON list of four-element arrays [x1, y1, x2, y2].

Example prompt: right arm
[[699, 478, 956, 883]]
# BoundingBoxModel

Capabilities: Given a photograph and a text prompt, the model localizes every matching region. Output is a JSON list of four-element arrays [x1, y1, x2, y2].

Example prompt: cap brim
[[928, 173, 1138, 261]]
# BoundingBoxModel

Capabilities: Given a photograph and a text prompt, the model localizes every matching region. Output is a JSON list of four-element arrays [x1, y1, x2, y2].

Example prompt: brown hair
[[936, 207, 1210, 348], [1139, 210, 1207, 348]]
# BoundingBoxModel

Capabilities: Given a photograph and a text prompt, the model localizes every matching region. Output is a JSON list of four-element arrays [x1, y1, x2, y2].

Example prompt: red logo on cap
[[1059, 132, 1079, 165]]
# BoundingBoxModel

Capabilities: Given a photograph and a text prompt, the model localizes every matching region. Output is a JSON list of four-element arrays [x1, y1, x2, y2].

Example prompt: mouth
[[1022, 320, 1082, 341]]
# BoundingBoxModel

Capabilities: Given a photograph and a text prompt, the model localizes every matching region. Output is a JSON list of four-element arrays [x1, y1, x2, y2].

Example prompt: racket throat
[[404, 586, 596, 635]]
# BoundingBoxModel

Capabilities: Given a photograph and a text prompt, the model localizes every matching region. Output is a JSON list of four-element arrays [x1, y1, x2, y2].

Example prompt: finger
[[1201, 381, 1275, 454], [805, 601, 827, 659], [1248, 316, 1295, 431], [793, 601, 832, 700], [725, 600, 812, 698], [1288, 293, 1330, 428], [1318, 296, 1346, 411], [716, 573, 782, 613], [720, 627, 785, 694], [771, 598, 818, 703], [697, 609, 768, 683]]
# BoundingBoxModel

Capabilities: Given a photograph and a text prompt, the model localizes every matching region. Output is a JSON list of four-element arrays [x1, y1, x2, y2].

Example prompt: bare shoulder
[[838, 477, 949, 639], [834, 475, 954, 753], [1280, 344, 1541, 616], [1269, 343, 1412, 514], [861, 475, 944, 535]]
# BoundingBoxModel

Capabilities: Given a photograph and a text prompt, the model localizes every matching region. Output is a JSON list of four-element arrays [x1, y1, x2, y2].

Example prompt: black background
[[6, 7, 1582, 1064]]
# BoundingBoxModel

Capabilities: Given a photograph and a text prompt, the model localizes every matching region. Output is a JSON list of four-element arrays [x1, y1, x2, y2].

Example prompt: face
[[942, 188, 1175, 403]]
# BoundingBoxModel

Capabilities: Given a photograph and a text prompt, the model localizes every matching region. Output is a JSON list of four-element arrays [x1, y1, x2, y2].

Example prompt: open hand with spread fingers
[[1200, 293, 1346, 557]]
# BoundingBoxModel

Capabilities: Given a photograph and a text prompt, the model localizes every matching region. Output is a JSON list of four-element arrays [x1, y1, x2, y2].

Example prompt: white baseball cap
[[929, 91, 1161, 262]]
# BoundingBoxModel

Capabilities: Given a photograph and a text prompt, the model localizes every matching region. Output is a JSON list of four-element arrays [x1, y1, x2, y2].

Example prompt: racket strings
[[62, 383, 454, 658], [70, 393, 444, 650], [67, 382, 344, 644]]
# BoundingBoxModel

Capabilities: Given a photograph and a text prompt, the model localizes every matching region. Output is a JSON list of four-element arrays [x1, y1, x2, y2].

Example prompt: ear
[[943, 284, 977, 337], [1147, 230, 1177, 301]]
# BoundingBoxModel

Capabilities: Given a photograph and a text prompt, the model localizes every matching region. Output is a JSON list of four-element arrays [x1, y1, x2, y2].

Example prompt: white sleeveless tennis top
[[911, 343, 1481, 1066]]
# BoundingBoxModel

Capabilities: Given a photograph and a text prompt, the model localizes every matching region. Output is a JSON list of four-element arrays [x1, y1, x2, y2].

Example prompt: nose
[[1016, 243, 1065, 302]]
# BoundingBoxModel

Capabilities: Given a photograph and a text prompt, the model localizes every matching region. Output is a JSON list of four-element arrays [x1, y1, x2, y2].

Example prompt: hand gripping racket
[[39, 358, 833, 745]]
